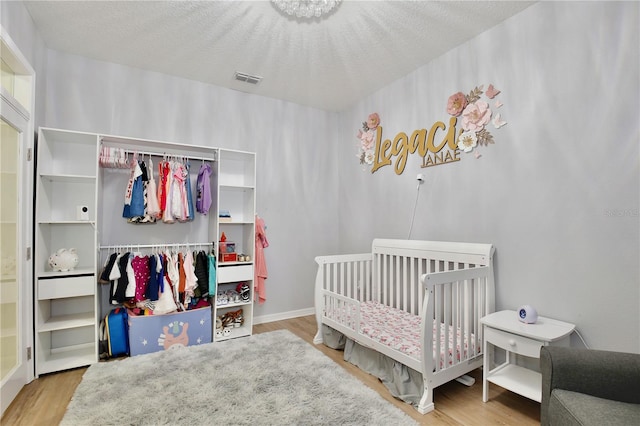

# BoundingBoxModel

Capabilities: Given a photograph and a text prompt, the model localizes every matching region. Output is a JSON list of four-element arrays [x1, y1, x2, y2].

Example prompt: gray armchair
[[540, 346, 640, 426]]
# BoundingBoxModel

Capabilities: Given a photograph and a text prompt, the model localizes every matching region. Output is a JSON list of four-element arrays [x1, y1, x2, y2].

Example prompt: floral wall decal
[[357, 112, 380, 165], [355, 83, 506, 174], [449, 84, 507, 156]]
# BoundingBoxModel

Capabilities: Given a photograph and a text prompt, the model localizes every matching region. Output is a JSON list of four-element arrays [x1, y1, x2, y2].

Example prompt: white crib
[[313, 239, 495, 414]]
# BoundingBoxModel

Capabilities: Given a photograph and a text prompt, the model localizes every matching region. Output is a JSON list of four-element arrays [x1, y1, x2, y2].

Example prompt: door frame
[[0, 25, 35, 416]]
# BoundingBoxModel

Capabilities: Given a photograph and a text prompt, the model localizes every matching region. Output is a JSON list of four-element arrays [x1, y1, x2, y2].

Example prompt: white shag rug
[[61, 329, 417, 426]]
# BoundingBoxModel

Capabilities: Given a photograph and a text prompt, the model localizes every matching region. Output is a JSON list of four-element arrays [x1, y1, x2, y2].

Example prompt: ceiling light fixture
[[271, 0, 341, 19]]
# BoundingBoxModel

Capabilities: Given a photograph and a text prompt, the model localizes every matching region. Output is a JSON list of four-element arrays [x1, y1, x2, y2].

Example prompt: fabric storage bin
[[127, 306, 212, 356]]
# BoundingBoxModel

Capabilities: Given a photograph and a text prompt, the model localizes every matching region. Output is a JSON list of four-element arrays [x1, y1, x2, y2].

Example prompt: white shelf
[[218, 220, 254, 225], [37, 220, 95, 225], [38, 268, 95, 279], [216, 260, 253, 267], [38, 173, 96, 181], [35, 127, 99, 376], [486, 363, 542, 402], [219, 184, 255, 190], [39, 312, 95, 332], [215, 300, 253, 309], [214, 325, 251, 342], [37, 342, 96, 375]]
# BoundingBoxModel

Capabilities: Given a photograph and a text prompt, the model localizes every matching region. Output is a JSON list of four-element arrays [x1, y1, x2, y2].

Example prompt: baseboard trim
[[253, 307, 315, 325]]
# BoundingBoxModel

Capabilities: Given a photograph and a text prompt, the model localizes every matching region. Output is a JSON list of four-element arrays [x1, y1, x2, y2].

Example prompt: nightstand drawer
[[485, 327, 543, 358], [38, 276, 95, 300]]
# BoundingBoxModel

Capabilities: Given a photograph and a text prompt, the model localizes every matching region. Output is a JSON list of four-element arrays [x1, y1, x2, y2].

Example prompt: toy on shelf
[[48, 248, 79, 272], [218, 232, 237, 262]]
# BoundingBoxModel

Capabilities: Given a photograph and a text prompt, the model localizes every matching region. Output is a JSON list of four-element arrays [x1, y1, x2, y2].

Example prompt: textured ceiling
[[24, 0, 534, 111]]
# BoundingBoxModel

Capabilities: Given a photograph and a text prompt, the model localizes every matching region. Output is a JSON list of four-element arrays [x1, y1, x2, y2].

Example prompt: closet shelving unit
[[35, 128, 99, 376], [35, 127, 257, 373], [215, 149, 256, 341]]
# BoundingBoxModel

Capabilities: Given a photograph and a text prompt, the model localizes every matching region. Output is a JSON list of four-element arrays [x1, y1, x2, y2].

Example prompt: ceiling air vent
[[234, 71, 262, 85]]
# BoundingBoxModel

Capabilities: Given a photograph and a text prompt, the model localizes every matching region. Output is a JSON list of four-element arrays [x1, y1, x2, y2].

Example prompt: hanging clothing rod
[[99, 143, 217, 163], [98, 242, 214, 250], [129, 149, 216, 163]]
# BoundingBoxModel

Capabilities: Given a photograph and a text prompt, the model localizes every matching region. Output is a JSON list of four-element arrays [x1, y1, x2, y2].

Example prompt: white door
[[0, 29, 35, 416]]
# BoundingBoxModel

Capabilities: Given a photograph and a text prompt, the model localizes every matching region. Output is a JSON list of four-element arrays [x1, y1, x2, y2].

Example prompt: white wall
[[40, 50, 341, 320], [338, 1, 639, 352], [1, 0, 47, 127], [5, 1, 638, 352]]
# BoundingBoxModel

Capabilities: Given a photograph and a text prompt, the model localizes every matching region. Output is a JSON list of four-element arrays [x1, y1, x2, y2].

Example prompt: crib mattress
[[330, 301, 480, 369]]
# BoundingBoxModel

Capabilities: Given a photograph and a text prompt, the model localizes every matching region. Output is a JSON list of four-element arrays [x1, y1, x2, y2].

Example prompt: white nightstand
[[481, 310, 575, 403]]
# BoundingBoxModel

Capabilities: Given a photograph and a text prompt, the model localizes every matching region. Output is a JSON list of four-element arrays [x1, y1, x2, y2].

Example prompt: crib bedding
[[326, 301, 480, 369]]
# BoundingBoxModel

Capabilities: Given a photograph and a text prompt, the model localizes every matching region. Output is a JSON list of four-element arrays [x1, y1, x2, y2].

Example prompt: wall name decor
[[357, 84, 506, 175]]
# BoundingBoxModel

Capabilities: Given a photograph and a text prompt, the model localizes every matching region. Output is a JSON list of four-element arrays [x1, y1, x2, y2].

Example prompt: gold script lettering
[[391, 132, 410, 175], [371, 126, 391, 174], [371, 117, 461, 174], [410, 129, 427, 157]]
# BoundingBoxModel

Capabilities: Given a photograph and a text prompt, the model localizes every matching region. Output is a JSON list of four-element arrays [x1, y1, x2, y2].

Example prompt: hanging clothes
[[166, 251, 182, 311], [146, 158, 161, 218], [194, 250, 209, 298], [100, 252, 118, 284], [171, 161, 189, 222], [146, 253, 160, 302], [157, 160, 168, 219], [254, 215, 269, 304], [162, 161, 175, 223], [112, 252, 131, 304], [196, 163, 212, 215], [185, 160, 195, 221], [100, 245, 213, 314], [183, 250, 198, 307], [208, 252, 217, 298], [123, 159, 144, 218], [154, 253, 178, 315], [128, 159, 157, 224], [125, 253, 137, 299], [132, 254, 150, 302]]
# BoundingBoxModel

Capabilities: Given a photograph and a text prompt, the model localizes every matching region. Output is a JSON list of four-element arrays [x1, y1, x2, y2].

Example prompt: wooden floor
[[2, 315, 540, 425]]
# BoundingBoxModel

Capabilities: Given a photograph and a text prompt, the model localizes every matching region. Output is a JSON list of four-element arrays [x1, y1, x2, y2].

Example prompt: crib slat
[[347, 261, 353, 299], [398, 255, 402, 308]]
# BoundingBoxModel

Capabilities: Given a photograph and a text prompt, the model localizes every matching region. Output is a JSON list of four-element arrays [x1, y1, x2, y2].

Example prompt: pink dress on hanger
[[254, 215, 269, 304], [146, 158, 161, 218]]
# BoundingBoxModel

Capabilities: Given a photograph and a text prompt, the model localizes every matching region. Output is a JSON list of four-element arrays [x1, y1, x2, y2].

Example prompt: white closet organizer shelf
[[36, 127, 256, 372]]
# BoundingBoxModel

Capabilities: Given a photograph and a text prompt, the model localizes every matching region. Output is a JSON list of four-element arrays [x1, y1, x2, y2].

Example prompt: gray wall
[[5, 1, 639, 352], [1, 0, 47, 127], [338, 1, 639, 352], [41, 50, 340, 321]]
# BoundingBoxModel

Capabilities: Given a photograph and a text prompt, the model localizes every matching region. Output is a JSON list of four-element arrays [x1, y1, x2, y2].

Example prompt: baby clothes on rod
[[196, 163, 212, 215], [156, 158, 197, 224], [105, 148, 208, 224], [99, 244, 215, 315], [122, 153, 144, 218]]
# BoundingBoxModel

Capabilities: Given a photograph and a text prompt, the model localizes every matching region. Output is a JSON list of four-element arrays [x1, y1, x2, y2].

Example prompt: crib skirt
[[322, 325, 423, 407]]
